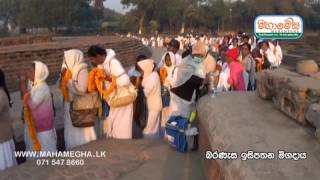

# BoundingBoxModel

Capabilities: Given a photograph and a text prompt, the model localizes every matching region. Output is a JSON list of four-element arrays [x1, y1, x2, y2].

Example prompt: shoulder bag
[[69, 68, 102, 127], [104, 59, 137, 108]]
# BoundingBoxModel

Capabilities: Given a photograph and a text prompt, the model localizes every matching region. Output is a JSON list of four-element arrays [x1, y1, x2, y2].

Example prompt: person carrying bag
[[60, 49, 97, 149], [87, 47, 135, 139]]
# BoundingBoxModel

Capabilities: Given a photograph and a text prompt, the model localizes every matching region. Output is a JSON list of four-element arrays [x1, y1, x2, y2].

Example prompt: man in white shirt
[[167, 39, 183, 66], [269, 39, 283, 67], [87, 46, 133, 139], [259, 41, 277, 69]]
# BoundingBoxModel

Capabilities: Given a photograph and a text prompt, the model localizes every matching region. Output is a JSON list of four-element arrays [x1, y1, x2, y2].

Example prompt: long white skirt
[[161, 107, 170, 128], [143, 111, 161, 139], [160, 107, 169, 138], [24, 125, 57, 152], [64, 103, 97, 150], [169, 92, 194, 119], [0, 139, 17, 171], [106, 103, 133, 139]]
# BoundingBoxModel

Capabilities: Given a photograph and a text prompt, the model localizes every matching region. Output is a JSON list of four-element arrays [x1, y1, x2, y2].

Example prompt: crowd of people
[[0, 32, 283, 171], [129, 32, 283, 92]]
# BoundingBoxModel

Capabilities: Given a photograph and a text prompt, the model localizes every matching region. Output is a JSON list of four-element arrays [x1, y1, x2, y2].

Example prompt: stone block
[[296, 59, 319, 76], [256, 68, 320, 125], [306, 103, 320, 128], [310, 72, 320, 80], [256, 70, 289, 100]]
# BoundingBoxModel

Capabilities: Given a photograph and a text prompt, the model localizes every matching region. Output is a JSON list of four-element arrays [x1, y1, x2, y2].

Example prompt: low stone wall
[[198, 122, 223, 180], [0, 35, 53, 46], [196, 92, 320, 180], [256, 68, 320, 128], [0, 36, 151, 91]]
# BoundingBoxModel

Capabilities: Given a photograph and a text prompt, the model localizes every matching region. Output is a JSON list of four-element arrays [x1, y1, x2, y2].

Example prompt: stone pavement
[[0, 140, 205, 180]]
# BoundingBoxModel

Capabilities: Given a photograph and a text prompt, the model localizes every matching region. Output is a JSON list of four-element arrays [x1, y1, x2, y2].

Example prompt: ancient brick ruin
[[0, 36, 150, 91], [257, 60, 320, 138], [0, 35, 53, 47]]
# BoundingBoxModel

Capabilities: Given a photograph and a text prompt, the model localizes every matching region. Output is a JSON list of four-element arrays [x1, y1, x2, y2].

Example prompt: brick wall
[[0, 35, 53, 47], [0, 36, 151, 91]]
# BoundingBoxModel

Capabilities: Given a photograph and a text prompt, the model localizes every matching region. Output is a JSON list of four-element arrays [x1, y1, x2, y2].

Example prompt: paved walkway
[[0, 139, 205, 180]]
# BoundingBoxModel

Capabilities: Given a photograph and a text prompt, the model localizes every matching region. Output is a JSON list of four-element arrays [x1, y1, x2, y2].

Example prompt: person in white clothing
[[61, 49, 96, 150], [169, 42, 206, 119], [269, 39, 283, 67], [241, 43, 256, 91], [228, 38, 239, 50], [168, 39, 183, 66], [88, 46, 133, 139], [137, 59, 162, 139], [151, 37, 156, 47], [217, 48, 231, 92], [19, 61, 57, 153], [159, 52, 176, 137], [0, 70, 17, 170], [259, 41, 277, 69], [249, 35, 257, 51]]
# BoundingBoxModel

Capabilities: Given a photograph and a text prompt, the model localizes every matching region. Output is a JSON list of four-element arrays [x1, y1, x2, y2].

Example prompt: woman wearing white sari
[[137, 59, 162, 139], [19, 61, 57, 152], [0, 70, 16, 170], [158, 52, 176, 136], [61, 49, 97, 150]]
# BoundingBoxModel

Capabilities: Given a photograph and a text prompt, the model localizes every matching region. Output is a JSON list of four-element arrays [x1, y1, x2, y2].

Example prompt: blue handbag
[[161, 87, 170, 107]]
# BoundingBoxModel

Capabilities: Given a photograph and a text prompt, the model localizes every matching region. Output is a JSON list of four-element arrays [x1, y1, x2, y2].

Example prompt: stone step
[[0, 140, 205, 180]]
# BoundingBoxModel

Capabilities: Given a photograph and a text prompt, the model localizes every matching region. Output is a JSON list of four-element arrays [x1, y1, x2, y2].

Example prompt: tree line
[[0, 0, 107, 34], [0, 0, 319, 35], [120, 0, 320, 34]]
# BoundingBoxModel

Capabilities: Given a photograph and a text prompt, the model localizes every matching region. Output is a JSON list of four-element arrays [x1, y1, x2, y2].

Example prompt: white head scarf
[[137, 59, 155, 78], [99, 49, 125, 77], [30, 61, 51, 106], [105, 49, 116, 64], [171, 57, 195, 88], [157, 51, 176, 70], [63, 49, 88, 79], [161, 51, 176, 72], [33, 61, 49, 86]]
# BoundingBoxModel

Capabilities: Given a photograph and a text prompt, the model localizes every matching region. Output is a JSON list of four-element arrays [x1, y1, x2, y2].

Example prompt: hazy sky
[[104, 0, 131, 14]]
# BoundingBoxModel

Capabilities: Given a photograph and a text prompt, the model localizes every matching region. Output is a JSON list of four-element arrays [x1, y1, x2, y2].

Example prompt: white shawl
[[30, 61, 51, 108], [63, 49, 88, 79], [138, 59, 162, 112], [99, 49, 130, 87], [137, 59, 155, 78], [171, 56, 196, 89]]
